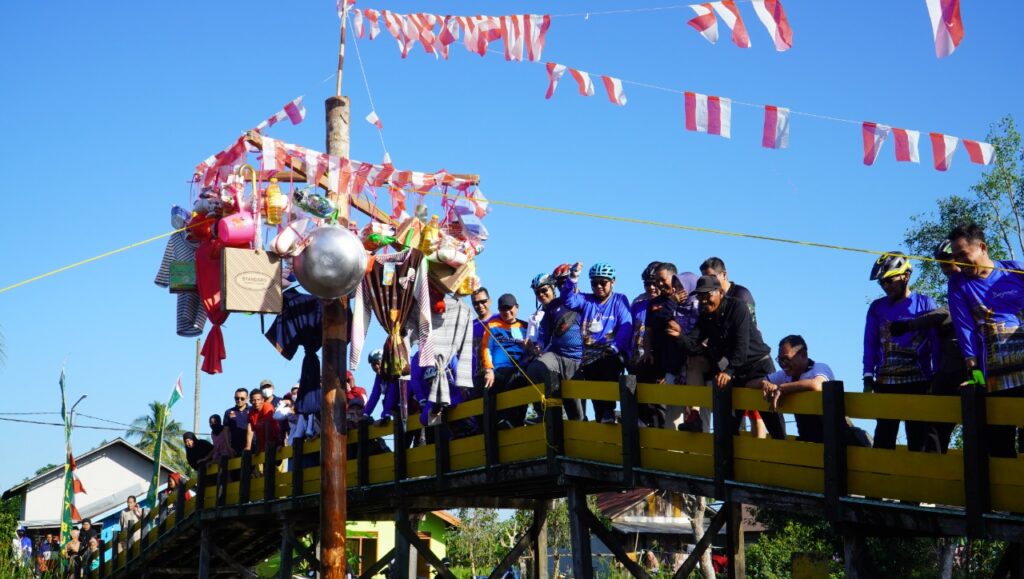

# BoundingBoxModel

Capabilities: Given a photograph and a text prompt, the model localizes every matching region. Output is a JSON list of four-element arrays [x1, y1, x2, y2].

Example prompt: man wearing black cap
[[669, 275, 786, 439], [480, 294, 530, 427]]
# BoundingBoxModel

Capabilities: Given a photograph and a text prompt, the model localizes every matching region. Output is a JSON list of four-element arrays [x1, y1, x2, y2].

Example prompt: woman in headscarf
[[209, 414, 235, 462], [183, 432, 214, 471]]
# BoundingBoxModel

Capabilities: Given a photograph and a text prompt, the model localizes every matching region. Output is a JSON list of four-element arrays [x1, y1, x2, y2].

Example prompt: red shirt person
[[244, 388, 279, 453]]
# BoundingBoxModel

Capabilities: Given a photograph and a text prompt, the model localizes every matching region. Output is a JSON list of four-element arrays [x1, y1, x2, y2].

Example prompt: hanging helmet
[[589, 262, 616, 280], [934, 239, 954, 259], [869, 252, 912, 281], [641, 261, 663, 283], [368, 349, 384, 364], [531, 273, 558, 291]]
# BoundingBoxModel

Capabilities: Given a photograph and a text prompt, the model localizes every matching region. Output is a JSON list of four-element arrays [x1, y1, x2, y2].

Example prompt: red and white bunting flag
[[501, 15, 525, 61], [752, 0, 793, 51], [69, 453, 86, 520], [254, 96, 306, 132], [459, 15, 502, 57], [892, 128, 921, 163], [862, 122, 890, 166], [963, 139, 995, 165], [545, 62, 567, 99], [409, 13, 439, 55], [762, 105, 790, 149], [304, 148, 326, 186], [435, 16, 460, 58], [930, 132, 959, 171], [570, 68, 595, 97], [262, 137, 280, 173], [601, 76, 627, 106], [925, 0, 964, 58], [688, 4, 719, 44], [685, 92, 732, 138], [525, 14, 551, 61], [711, 1, 752, 48], [355, 9, 382, 40], [366, 111, 383, 130]]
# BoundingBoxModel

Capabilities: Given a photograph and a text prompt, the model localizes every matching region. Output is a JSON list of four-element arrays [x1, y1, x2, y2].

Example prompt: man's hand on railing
[[963, 368, 986, 388], [714, 372, 731, 390]]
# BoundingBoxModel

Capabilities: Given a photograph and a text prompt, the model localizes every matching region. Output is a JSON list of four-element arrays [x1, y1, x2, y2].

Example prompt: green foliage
[[125, 401, 189, 474], [445, 508, 502, 576], [746, 510, 843, 578], [904, 115, 1023, 303], [33, 463, 58, 476]]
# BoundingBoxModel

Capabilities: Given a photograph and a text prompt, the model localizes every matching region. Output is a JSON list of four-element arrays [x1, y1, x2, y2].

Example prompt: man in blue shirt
[[223, 387, 250, 456], [863, 252, 940, 452], [560, 262, 633, 423], [947, 223, 1024, 457], [523, 273, 584, 423]]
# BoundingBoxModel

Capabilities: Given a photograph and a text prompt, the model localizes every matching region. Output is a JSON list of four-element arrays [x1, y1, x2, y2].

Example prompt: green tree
[[445, 508, 502, 577], [904, 115, 1023, 302], [125, 401, 188, 474]]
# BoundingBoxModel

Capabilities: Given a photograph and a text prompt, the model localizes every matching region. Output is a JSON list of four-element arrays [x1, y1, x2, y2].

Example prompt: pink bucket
[[216, 190, 255, 247]]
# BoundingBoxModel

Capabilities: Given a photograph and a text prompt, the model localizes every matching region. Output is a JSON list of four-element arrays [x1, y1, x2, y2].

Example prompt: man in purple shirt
[[863, 252, 939, 452], [947, 223, 1024, 457]]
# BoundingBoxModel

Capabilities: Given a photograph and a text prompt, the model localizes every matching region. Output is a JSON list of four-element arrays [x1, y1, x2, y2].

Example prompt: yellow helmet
[[869, 252, 912, 281]]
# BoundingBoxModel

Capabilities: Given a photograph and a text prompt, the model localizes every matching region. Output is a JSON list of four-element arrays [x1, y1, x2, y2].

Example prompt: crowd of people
[[11, 519, 102, 577], [353, 222, 1023, 459]]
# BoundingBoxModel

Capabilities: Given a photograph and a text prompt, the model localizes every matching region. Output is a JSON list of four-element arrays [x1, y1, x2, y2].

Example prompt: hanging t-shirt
[[764, 361, 834, 443]]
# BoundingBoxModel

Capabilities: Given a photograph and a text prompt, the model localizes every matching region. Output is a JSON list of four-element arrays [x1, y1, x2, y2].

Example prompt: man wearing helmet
[[947, 223, 1024, 457], [559, 262, 633, 423], [863, 251, 940, 452], [520, 273, 584, 423], [630, 262, 668, 427], [364, 349, 386, 420]]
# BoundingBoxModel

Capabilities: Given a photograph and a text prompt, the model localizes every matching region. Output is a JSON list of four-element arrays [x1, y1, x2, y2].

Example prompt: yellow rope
[[1, 188, 1019, 297]]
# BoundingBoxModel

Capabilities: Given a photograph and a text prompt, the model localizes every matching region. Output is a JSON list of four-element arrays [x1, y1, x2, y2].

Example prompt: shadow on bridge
[[93, 377, 1024, 578]]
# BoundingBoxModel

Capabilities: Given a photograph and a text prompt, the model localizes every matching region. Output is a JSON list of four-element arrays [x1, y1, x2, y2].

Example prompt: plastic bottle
[[264, 178, 285, 225], [293, 187, 338, 220], [419, 215, 440, 254]]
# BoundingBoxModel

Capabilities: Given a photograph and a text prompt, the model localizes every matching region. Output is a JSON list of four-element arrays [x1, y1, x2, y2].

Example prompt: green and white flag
[[59, 368, 74, 546], [147, 374, 183, 505]]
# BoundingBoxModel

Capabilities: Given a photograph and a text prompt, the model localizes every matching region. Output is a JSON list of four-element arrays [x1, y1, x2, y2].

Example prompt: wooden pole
[[321, 7, 351, 572], [193, 338, 201, 433]]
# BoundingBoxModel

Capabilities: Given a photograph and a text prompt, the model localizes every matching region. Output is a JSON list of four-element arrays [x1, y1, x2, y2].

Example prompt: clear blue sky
[[1, 1, 1021, 491]]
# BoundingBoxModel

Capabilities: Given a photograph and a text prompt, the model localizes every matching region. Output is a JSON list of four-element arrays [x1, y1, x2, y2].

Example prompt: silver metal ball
[[292, 225, 368, 299]]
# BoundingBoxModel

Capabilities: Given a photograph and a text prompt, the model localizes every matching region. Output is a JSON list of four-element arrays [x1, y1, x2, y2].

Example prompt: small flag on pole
[[168, 374, 184, 409]]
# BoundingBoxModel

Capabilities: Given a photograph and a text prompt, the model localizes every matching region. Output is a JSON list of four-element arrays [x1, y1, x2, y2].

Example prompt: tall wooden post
[[193, 338, 201, 433], [321, 3, 351, 575]]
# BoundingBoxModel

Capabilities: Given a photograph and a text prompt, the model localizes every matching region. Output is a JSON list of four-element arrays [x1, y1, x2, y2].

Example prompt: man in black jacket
[[669, 275, 786, 439]]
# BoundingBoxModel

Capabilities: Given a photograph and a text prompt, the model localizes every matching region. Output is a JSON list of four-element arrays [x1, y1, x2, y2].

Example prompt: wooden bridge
[[92, 377, 1024, 578]]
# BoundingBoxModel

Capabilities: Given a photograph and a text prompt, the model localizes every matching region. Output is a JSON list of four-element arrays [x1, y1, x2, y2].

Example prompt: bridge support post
[[198, 526, 210, 579], [567, 484, 593, 579], [961, 384, 990, 539], [619, 374, 640, 486], [394, 508, 412, 579], [842, 532, 867, 579], [531, 501, 550, 579], [726, 502, 745, 579], [545, 374, 565, 476], [279, 520, 294, 579], [712, 383, 734, 500]]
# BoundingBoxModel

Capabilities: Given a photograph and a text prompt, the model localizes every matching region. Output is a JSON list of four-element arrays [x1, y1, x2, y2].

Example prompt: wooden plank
[[450, 433, 486, 456], [638, 428, 713, 454], [990, 484, 1024, 513], [986, 396, 1024, 426], [734, 435, 824, 468], [847, 470, 965, 506], [733, 387, 822, 415], [847, 446, 964, 481], [564, 420, 621, 444], [636, 382, 711, 407], [498, 423, 546, 446], [305, 437, 322, 453], [500, 439, 547, 463], [450, 451, 487, 471], [446, 398, 483, 421], [565, 438, 622, 464], [562, 380, 619, 401], [365, 423, 392, 440], [822, 381, 848, 523], [845, 392, 962, 422], [989, 456, 1024, 485], [639, 448, 715, 477], [733, 458, 823, 493], [495, 385, 542, 411], [407, 458, 438, 478], [369, 466, 396, 484]]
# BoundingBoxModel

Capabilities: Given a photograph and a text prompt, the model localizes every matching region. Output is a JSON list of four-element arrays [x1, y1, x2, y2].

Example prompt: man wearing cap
[[669, 274, 786, 439], [480, 293, 530, 427], [260, 379, 281, 410], [223, 387, 251, 456]]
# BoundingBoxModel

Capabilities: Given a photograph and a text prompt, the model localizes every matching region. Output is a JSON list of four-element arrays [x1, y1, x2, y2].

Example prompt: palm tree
[[125, 401, 189, 474]]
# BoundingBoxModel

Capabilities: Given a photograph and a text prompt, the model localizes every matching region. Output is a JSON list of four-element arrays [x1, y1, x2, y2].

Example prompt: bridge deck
[[93, 379, 1024, 577]]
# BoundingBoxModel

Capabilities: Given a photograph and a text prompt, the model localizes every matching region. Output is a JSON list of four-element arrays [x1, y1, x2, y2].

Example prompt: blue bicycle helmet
[[531, 273, 557, 290], [589, 262, 616, 280], [368, 349, 384, 364]]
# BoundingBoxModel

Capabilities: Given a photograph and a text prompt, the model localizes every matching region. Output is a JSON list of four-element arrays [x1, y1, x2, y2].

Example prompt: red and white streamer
[[366, 111, 383, 130], [925, 0, 963, 58], [711, 1, 751, 48], [752, 0, 793, 52], [601, 76, 628, 106], [685, 92, 732, 138], [963, 139, 995, 165], [930, 132, 959, 171], [892, 128, 921, 163], [762, 105, 789, 149], [570, 69, 595, 97], [688, 4, 719, 44], [254, 96, 306, 133], [545, 62, 567, 99], [862, 122, 890, 166]]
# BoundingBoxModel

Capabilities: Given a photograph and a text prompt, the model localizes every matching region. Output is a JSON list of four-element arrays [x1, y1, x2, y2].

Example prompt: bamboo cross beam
[[244, 131, 480, 228]]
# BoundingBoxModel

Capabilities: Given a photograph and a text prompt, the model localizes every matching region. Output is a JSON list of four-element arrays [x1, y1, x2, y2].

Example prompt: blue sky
[[1, 1, 1021, 491]]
